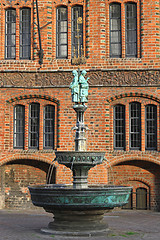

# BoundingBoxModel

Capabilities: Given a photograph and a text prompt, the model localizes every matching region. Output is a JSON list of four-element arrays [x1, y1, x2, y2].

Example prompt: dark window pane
[[5, 9, 16, 59], [145, 105, 157, 150], [71, 6, 83, 58], [129, 102, 141, 150], [125, 3, 137, 57], [56, 7, 68, 58], [14, 105, 25, 148], [110, 4, 121, 58], [20, 8, 31, 59], [44, 105, 55, 149], [29, 103, 40, 149], [114, 105, 125, 150]]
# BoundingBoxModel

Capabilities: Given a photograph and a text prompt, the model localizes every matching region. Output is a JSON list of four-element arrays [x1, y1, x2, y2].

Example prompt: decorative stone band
[[55, 151, 105, 167], [1, 70, 160, 88]]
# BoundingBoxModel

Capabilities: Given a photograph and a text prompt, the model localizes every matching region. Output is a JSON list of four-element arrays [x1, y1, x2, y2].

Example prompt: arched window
[[20, 8, 31, 59], [5, 8, 16, 59], [43, 105, 55, 149], [114, 104, 125, 150], [56, 6, 68, 58], [125, 3, 137, 57], [14, 105, 25, 149], [109, 3, 121, 58], [129, 102, 141, 150], [145, 104, 157, 150], [71, 5, 83, 58], [29, 103, 40, 149]]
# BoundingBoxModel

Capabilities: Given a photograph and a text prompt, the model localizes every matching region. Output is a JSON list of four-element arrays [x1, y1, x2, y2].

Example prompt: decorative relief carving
[[0, 70, 160, 87], [88, 70, 160, 86]]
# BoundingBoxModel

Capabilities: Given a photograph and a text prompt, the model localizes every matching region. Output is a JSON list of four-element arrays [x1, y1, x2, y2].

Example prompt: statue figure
[[79, 70, 89, 103], [70, 70, 79, 103], [70, 69, 89, 103]]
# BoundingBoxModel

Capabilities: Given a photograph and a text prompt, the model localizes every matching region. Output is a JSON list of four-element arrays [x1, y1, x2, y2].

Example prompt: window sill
[[0, 59, 34, 63], [10, 149, 55, 153], [110, 150, 159, 155]]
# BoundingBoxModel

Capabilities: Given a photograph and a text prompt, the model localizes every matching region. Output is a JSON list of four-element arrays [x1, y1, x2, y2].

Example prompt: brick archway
[[107, 159, 160, 211], [0, 159, 56, 209], [106, 155, 160, 168]]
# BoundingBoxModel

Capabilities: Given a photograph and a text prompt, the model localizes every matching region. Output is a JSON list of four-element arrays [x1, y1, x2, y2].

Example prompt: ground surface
[[0, 209, 160, 240]]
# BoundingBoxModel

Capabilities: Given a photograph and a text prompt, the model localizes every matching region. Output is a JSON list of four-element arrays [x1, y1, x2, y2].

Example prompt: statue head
[[81, 70, 87, 76], [72, 70, 78, 76]]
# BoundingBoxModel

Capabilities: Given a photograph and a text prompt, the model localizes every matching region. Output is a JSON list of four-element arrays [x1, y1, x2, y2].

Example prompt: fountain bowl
[[28, 184, 132, 236], [28, 184, 132, 211]]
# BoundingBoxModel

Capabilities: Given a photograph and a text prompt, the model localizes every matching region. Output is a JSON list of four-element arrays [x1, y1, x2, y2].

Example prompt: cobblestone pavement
[[0, 209, 160, 240]]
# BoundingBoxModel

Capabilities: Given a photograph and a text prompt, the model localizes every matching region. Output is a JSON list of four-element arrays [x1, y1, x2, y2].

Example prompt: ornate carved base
[[42, 209, 110, 236]]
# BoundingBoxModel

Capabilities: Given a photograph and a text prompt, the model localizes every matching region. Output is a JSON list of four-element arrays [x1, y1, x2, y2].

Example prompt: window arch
[[56, 6, 68, 58], [43, 105, 55, 149], [13, 105, 25, 149], [145, 104, 157, 150], [20, 7, 31, 59], [28, 103, 40, 149], [5, 8, 16, 59], [129, 102, 141, 150], [114, 104, 125, 150]]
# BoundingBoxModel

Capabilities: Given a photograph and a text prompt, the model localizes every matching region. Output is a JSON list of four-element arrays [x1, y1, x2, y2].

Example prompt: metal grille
[[110, 3, 121, 58], [56, 7, 68, 58], [145, 105, 157, 150], [114, 105, 125, 150], [71, 6, 83, 58], [20, 8, 31, 59], [5, 8, 16, 59], [29, 103, 40, 149], [130, 102, 141, 150], [13, 105, 25, 149], [44, 105, 55, 149], [125, 3, 137, 57]]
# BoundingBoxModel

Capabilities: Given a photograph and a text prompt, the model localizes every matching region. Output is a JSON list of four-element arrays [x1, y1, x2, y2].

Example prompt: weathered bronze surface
[[29, 184, 132, 210]]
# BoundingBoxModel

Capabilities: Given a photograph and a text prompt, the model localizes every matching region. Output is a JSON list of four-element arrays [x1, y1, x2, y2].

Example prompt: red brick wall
[[0, 0, 160, 70], [4, 163, 47, 208]]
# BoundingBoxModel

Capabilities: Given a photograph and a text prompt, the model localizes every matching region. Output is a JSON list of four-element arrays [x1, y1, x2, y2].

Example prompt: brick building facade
[[0, 0, 160, 210]]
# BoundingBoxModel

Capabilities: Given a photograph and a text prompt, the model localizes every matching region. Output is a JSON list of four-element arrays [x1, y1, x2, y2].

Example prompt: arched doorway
[[0, 159, 56, 209], [136, 187, 147, 210], [123, 187, 150, 210], [108, 160, 160, 210]]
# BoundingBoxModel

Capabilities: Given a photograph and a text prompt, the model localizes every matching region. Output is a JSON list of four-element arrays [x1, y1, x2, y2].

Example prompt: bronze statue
[[70, 69, 89, 104], [70, 70, 79, 103]]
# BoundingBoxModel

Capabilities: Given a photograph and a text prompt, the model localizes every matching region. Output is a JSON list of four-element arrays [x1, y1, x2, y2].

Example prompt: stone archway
[[108, 160, 160, 211], [0, 159, 56, 209]]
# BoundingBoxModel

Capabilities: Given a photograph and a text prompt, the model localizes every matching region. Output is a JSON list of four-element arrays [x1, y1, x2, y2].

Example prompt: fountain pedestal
[[73, 104, 87, 152], [44, 209, 109, 236]]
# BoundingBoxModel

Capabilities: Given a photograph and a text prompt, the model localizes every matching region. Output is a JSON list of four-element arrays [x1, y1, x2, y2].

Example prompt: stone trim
[[0, 70, 160, 87], [6, 94, 60, 104], [106, 92, 160, 103]]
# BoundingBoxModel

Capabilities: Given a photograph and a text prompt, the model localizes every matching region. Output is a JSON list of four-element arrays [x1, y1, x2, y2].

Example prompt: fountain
[[28, 68, 132, 236]]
